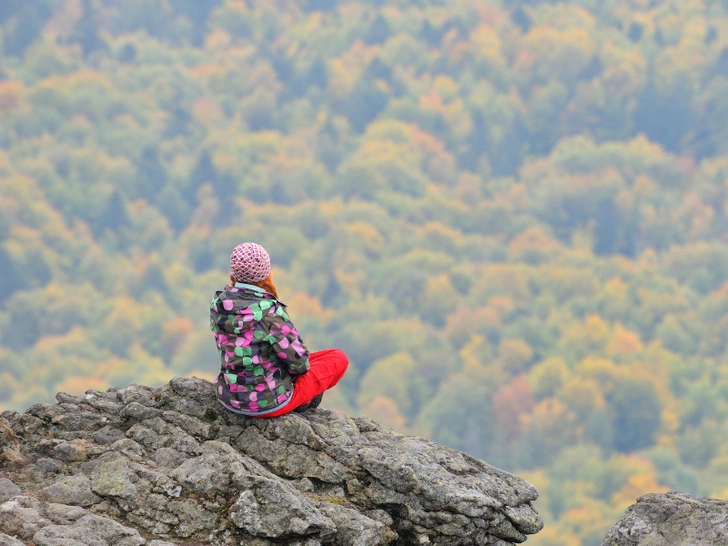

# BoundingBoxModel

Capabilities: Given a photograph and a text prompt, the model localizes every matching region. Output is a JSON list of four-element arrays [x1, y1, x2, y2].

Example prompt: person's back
[[211, 242, 348, 417]]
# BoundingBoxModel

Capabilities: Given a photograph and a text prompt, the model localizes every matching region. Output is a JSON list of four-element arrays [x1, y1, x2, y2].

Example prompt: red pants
[[260, 348, 348, 417]]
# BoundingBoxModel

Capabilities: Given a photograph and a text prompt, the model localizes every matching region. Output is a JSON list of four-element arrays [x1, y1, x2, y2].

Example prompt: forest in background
[[2, 0, 728, 544]]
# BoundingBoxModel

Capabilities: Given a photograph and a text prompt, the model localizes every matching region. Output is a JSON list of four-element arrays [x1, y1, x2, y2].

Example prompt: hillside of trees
[[2, 1, 728, 544]]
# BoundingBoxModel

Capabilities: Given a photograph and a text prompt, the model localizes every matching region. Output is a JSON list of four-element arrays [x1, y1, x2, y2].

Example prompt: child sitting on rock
[[210, 242, 348, 417]]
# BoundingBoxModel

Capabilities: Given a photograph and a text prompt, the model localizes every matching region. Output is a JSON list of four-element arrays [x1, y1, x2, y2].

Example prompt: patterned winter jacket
[[210, 284, 309, 415]]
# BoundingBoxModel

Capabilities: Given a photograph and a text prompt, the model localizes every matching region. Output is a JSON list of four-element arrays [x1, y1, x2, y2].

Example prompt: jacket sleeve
[[263, 305, 310, 376]]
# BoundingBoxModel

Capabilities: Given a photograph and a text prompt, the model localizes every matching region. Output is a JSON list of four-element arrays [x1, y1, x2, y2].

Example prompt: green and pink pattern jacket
[[210, 284, 309, 415]]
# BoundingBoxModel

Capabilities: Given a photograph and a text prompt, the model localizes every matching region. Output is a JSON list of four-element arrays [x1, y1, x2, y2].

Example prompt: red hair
[[230, 272, 280, 300], [252, 273, 279, 300]]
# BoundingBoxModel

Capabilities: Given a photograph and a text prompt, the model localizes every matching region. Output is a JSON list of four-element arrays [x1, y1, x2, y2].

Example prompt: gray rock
[[109, 438, 147, 461], [55, 392, 83, 405], [89, 453, 153, 513], [233, 414, 354, 483], [45, 503, 88, 524], [152, 447, 187, 469], [52, 441, 88, 462], [0, 377, 544, 546], [33, 525, 100, 546], [34, 457, 62, 475], [35, 439, 61, 458], [0, 480, 21, 503], [126, 418, 200, 454], [93, 425, 125, 445], [229, 475, 336, 539], [602, 492, 728, 546], [51, 410, 108, 432], [121, 402, 163, 422], [81, 391, 124, 414], [161, 410, 215, 440], [0, 533, 25, 546], [0, 496, 51, 539], [116, 384, 157, 407], [40, 475, 101, 507], [315, 501, 387, 546], [75, 513, 146, 545], [25, 403, 61, 422], [171, 440, 274, 497], [1, 412, 42, 437], [33, 513, 145, 546]]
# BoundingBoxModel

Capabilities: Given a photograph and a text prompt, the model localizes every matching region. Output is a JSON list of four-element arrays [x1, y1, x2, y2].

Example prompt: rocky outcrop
[[0, 377, 543, 545], [602, 492, 728, 546]]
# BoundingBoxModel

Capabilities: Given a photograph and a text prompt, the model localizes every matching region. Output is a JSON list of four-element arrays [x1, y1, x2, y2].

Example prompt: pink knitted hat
[[230, 242, 271, 283]]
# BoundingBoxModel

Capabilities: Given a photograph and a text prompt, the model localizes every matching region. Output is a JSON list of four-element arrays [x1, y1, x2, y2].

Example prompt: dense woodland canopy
[[2, 0, 728, 544]]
